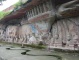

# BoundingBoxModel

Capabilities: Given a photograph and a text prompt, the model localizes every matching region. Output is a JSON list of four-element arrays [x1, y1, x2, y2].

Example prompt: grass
[[0, 41, 46, 49], [54, 48, 79, 53]]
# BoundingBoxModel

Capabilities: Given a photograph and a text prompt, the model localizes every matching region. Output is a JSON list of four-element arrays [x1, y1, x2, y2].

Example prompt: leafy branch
[[0, 11, 10, 19]]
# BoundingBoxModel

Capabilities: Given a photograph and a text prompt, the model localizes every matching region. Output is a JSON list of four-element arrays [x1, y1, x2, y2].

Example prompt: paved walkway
[[0, 44, 79, 60], [0, 44, 57, 60]]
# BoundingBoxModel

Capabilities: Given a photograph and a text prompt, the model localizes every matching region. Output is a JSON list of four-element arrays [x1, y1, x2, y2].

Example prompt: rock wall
[[15, 19, 52, 45], [49, 17, 79, 50], [1, 0, 79, 50], [5, 25, 18, 43]]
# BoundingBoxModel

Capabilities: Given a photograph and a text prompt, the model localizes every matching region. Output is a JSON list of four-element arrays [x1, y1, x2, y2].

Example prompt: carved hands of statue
[[58, 0, 79, 18]]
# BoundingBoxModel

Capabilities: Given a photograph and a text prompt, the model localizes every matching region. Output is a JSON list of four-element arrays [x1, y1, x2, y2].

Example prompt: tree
[[0, 0, 6, 5]]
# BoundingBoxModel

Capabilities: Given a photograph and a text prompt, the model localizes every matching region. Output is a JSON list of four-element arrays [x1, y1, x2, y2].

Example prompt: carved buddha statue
[[58, 0, 79, 18]]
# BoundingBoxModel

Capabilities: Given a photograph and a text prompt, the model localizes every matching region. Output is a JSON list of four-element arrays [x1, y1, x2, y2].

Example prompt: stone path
[[0, 44, 57, 60], [0, 44, 79, 60]]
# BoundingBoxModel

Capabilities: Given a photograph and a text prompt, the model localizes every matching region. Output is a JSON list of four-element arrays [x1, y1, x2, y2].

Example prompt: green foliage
[[38, 41, 44, 46], [54, 48, 79, 53], [13, 1, 21, 8], [0, 41, 46, 49], [0, 11, 10, 19], [0, 0, 6, 5], [13, 0, 28, 9], [24, 44, 46, 49], [13, 0, 23, 11]]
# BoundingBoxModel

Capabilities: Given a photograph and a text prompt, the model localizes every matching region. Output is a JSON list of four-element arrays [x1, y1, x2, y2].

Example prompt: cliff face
[[48, 0, 79, 50], [50, 17, 79, 49], [0, 0, 79, 50]]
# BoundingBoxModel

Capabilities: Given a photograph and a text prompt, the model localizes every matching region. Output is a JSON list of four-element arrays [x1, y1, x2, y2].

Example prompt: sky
[[0, 0, 19, 11]]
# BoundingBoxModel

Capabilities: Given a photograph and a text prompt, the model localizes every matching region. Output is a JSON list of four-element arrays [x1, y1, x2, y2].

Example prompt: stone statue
[[47, 0, 79, 49], [58, 0, 79, 18], [57, 0, 79, 49], [28, 33, 37, 44]]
